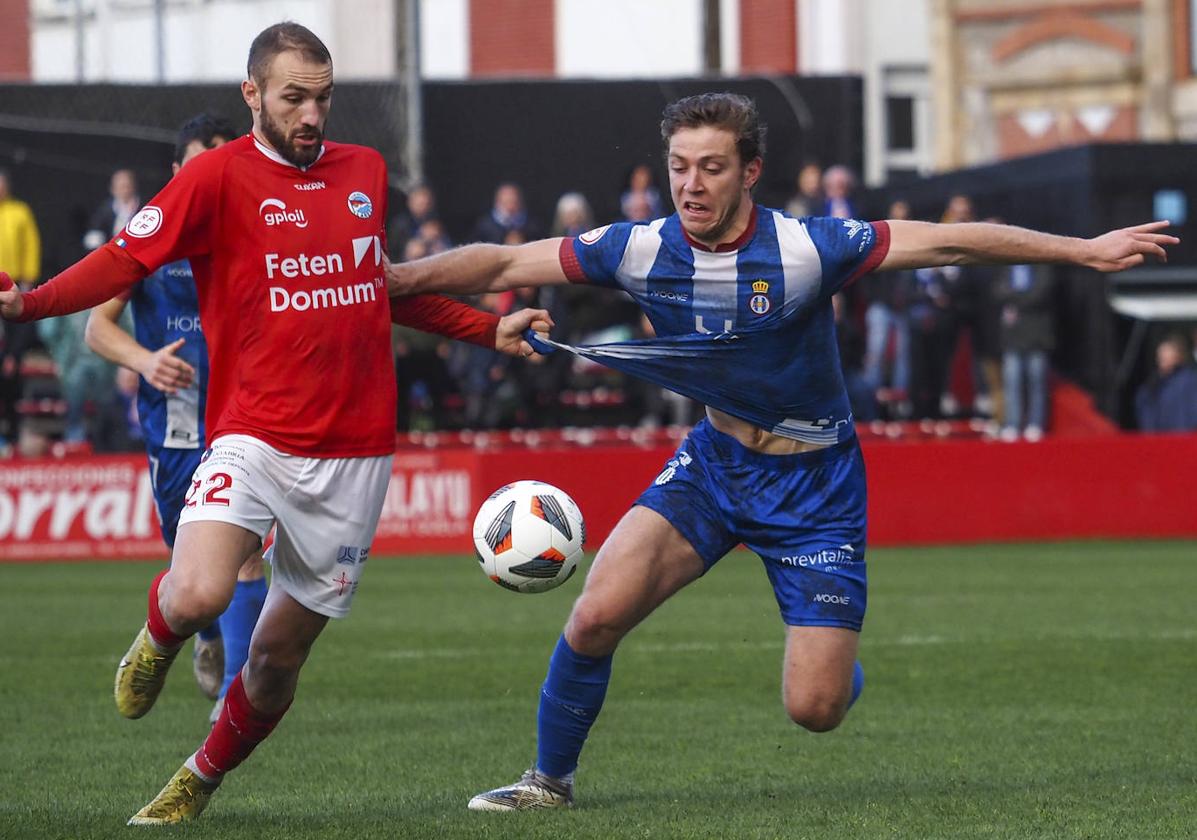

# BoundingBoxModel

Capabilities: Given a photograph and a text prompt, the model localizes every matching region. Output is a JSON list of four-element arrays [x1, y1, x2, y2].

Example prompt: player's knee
[[160, 574, 228, 629], [565, 598, 630, 656], [785, 694, 847, 733]]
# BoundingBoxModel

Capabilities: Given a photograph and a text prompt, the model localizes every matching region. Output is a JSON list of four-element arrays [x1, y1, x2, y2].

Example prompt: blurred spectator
[[473, 182, 539, 243], [417, 218, 452, 254], [447, 292, 520, 427], [833, 293, 878, 422], [785, 162, 822, 218], [995, 264, 1055, 442], [821, 165, 857, 219], [620, 164, 663, 221], [861, 200, 914, 414], [622, 191, 654, 223], [551, 192, 595, 237], [1135, 333, 1197, 432], [37, 309, 131, 449], [0, 168, 42, 455], [83, 168, 140, 251], [909, 264, 961, 419], [387, 183, 440, 257]]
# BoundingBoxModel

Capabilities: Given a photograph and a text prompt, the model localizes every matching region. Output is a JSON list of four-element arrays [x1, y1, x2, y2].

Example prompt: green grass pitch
[[1, 541, 1194, 839]]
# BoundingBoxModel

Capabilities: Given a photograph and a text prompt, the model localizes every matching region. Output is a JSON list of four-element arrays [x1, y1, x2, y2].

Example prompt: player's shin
[[191, 672, 291, 782], [147, 569, 189, 651], [536, 635, 614, 780], [217, 577, 268, 698]]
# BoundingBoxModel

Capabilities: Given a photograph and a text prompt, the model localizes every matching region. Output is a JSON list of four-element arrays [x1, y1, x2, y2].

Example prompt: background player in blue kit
[[85, 114, 267, 718], [387, 93, 1176, 811]]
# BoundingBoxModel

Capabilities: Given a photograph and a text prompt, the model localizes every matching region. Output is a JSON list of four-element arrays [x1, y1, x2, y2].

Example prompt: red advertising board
[[0, 456, 165, 561], [2, 432, 1195, 562]]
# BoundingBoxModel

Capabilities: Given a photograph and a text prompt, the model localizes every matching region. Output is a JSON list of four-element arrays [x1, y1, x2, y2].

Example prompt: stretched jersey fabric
[[127, 260, 206, 450], [113, 135, 396, 457], [557, 206, 889, 445]]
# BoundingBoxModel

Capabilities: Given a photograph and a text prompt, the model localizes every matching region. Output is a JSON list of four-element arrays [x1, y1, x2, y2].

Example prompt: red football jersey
[[116, 135, 395, 457]]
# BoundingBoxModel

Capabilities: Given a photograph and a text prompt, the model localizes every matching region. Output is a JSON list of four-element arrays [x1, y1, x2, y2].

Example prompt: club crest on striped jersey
[[579, 224, 611, 245], [749, 279, 771, 315], [347, 191, 373, 219]]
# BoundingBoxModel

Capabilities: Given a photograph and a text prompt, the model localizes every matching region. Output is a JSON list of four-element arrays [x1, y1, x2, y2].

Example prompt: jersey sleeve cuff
[[558, 237, 589, 284], [844, 220, 890, 288]]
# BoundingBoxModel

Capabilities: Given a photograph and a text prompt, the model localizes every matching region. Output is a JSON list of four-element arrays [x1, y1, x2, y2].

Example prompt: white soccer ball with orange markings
[[472, 480, 585, 593]]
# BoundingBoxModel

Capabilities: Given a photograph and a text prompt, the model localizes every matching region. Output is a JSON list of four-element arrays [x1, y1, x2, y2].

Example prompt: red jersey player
[[0, 22, 550, 825]]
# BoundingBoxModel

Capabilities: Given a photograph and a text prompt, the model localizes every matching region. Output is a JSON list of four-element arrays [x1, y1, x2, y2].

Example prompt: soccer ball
[[473, 480, 585, 593]]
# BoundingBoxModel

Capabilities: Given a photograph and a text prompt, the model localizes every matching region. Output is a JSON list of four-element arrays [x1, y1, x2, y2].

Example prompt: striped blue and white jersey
[[127, 259, 207, 450], [557, 205, 890, 445]]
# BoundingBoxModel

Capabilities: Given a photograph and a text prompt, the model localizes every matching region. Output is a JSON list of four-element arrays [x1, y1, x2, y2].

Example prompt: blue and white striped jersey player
[[85, 114, 267, 718], [388, 93, 1175, 811]]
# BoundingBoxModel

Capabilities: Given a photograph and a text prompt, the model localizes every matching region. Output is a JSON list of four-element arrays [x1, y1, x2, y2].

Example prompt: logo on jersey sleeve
[[259, 198, 309, 228], [749, 279, 771, 315], [347, 191, 373, 219], [842, 219, 874, 253], [125, 206, 163, 238], [579, 224, 611, 245]]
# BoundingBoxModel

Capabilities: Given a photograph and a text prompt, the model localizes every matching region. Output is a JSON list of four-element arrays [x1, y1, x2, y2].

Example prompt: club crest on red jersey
[[347, 191, 373, 219]]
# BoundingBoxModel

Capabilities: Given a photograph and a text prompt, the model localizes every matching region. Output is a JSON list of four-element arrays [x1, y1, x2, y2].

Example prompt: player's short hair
[[174, 113, 236, 164], [660, 93, 766, 165], [247, 22, 332, 89]]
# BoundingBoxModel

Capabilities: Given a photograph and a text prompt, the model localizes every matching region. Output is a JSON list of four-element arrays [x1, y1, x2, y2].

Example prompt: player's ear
[[744, 157, 762, 191], [242, 78, 261, 113]]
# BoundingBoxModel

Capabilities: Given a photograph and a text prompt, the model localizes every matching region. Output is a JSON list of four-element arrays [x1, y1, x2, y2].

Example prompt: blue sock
[[196, 622, 221, 642], [848, 660, 865, 709], [536, 635, 613, 779], [217, 577, 268, 699]]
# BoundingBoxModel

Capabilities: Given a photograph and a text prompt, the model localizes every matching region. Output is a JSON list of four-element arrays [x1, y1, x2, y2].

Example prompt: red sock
[[194, 673, 291, 779], [146, 569, 187, 650]]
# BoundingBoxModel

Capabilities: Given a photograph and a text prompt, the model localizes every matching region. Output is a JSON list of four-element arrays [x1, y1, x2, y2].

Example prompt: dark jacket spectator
[[473, 183, 540, 244], [994, 264, 1055, 353], [1135, 334, 1197, 432]]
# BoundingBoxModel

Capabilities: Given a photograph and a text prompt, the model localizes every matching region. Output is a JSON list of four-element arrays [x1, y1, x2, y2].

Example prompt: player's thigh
[[782, 625, 860, 724], [165, 520, 263, 622], [565, 505, 708, 653], [244, 584, 329, 712], [237, 549, 267, 581], [168, 435, 284, 618]]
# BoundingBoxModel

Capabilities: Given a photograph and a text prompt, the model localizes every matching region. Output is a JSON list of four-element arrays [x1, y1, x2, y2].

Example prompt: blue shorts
[[146, 446, 204, 548], [635, 419, 867, 630]]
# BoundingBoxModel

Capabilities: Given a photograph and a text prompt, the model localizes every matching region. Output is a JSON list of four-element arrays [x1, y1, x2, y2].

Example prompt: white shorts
[[178, 434, 393, 618]]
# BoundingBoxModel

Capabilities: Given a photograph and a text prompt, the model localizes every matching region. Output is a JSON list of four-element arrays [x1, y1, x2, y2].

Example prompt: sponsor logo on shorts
[[781, 544, 858, 568], [336, 545, 369, 566], [125, 206, 163, 238], [812, 593, 851, 605]]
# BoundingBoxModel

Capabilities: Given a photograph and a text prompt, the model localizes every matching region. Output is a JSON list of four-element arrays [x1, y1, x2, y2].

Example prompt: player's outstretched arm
[[85, 297, 195, 395], [387, 238, 569, 297], [0, 245, 150, 323], [878, 219, 1177, 273]]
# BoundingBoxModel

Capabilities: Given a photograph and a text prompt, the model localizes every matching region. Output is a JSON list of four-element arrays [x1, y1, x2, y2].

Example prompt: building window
[[886, 95, 915, 152]]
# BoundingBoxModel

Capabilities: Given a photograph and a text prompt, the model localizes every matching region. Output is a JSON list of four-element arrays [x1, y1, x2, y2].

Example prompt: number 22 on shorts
[[184, 473, 234, 507]]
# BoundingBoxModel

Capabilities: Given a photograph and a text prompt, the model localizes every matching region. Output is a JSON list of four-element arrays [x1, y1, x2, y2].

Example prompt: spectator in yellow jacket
[[0, 168, 41, 455]]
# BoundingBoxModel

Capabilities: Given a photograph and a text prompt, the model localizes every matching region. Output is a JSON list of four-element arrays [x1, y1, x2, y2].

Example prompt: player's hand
[[138, 337, 195, 395], [1082, 221, 1178, 272], [0, 272, 24, 320], [496, 308, 554, 357]]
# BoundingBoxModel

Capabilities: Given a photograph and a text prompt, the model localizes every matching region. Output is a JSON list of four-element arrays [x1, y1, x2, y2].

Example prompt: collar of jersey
[[681, 204, 759, 253], [252, 135, 326, 171]]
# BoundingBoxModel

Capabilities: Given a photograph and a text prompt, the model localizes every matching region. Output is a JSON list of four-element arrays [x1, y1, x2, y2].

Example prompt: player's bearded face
[[257, 53, 333, 168], [668, 126, 760, 247]]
